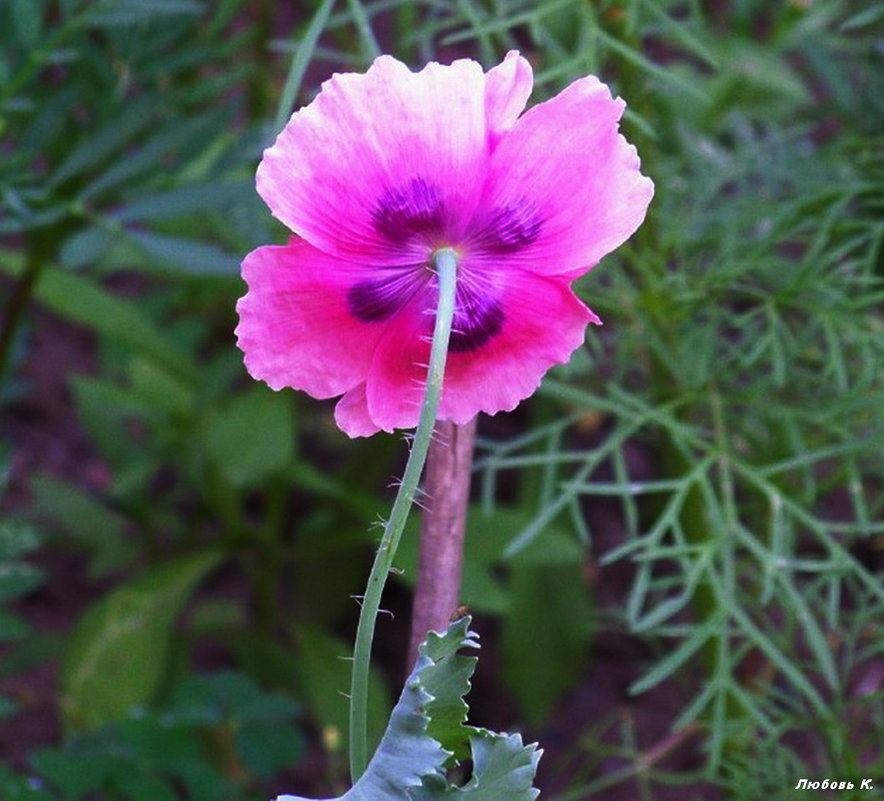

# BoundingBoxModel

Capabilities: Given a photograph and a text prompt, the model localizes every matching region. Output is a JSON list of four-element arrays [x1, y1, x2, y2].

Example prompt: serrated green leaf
[[412, 730, 541, 801], [421, 625, 478, 762], [278, 618, 475, 801], [278, 618, 539, 801], [61, 550, 221, 731]]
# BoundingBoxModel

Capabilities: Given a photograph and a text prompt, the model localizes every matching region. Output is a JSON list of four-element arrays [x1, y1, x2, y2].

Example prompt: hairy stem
[[348, 248, 458, 781], [407, 417, 476, 668]]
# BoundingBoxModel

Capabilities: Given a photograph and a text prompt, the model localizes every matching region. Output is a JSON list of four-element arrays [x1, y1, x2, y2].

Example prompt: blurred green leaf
[[0, 695, 18, 718], [203, 386, 295, 489], [61, 550, 222, 731], [0, 252, 193, 378], [87, 0, 205, 27], [114, 772, 178, 801], [275, 0, 337, 131], [703, 40, 810, 126], [0, 520, 42, 560], [31, 475, 135, 576], [30, 748, 117, 798], [48, 99, 157, 187], [70, 375, 155, 467], [293, 623, 391, 756], [112, 180, 251, 223], [80, 114, 227, 200], [130, 356, 195, 420], [0, 610, 29, 642], [840, 4, 884, 31], [58, 226, 112, 269], [125, 230, 241, 275], [501, 564, 593, 723], [30, 475, 135, 576], [10, 0, 44, 47], [395, 505, 585, 614], [0, 563, 45, 603], [0, 766, 55, 801], [171, 671, 299, 724], [237, 722, 305, 779]]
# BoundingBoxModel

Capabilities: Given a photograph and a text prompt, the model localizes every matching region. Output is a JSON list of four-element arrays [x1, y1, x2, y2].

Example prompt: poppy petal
[[235, 240, 383, 399], [334, 382, 378, 438], [484, 50, 533, 148], [475, 74, 654, 276], [361, 269, 597, 433], [257, 56, 489, 266]]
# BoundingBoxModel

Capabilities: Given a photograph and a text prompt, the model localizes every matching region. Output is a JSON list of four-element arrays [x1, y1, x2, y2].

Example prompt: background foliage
[[1, 0, 882, 799]]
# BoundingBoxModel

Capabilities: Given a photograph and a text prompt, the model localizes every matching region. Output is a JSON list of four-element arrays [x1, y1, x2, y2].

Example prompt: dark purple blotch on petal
[[350, 261, 504, 352], [449, 282, 504, 352], [348, 270, 424, 322], [372, 178, 444, 243], [475, 201, 543, 253]]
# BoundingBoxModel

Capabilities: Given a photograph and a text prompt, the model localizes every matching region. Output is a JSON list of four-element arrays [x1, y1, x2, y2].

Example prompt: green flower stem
[[348, 247, 459, 781]]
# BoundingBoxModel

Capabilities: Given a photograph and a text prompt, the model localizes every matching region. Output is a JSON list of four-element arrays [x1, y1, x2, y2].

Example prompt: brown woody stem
[[407, 417, 477, 668]]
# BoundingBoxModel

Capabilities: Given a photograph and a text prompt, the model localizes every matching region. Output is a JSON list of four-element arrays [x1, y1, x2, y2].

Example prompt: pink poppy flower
[[236, 51, 653, 437]]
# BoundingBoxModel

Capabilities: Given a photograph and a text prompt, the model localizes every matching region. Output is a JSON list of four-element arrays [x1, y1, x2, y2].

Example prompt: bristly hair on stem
[[347, 248, 458, 781]]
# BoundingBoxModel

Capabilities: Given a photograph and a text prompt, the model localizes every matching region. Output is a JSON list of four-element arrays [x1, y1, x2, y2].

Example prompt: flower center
[[347, 180, 543, 353]]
